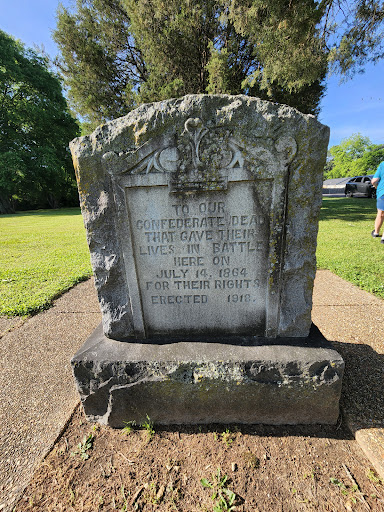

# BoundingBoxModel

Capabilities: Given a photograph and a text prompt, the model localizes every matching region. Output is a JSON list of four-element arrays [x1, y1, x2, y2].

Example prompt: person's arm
[[372, 162, 384, 188], [372, 177, 379, 188]]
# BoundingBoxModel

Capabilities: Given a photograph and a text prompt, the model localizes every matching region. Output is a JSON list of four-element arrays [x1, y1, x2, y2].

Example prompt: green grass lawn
[[0, 208, 92, 316], [1, 198, 383, 317], [317, 197, 384, 299]]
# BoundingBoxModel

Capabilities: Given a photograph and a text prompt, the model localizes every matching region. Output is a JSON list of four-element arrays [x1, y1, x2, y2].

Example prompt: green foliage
[[125, 0, 220, 103], [53, 1, 384, 130], [54, 0, 328, 128], [0, 208, 92, 317], [366, 468, 383, 484], [72, 433, 95, 460], [53, 0, 143, 131], [317, 198, 384, 299], [230, 0, 327, 94], [330, 477, 358, 502], [0, 30, 79, 213], [201, 468, 237, 511], [358, 143, 384, 173], [326, 134, 384, 179], [122, 420, 136, 435], [327, 0, 384, 78], [220, 429, 235, 447], [141, 415, 155, 440]]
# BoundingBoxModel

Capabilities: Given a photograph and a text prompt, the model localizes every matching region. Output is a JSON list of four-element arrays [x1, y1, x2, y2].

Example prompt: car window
[[363, 177, 371, 182], [354, 177, 362, 182]]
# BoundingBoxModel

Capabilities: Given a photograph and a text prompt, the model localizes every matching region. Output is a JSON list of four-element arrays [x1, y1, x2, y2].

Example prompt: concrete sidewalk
[[0, 279, 101, 512], [312, 270, 384, 485], [0, 271, 383, 511]]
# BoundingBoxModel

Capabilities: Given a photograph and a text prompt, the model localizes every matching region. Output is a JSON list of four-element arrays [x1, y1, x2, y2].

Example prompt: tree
[[0, 30, 79, 213], [325, 133, 384, 178], [326, 0, 384, 78], [53, 0, 328, 129], [54, 1, 384, 131], [358, 143, 384, 173], [54, 0, 145, 131]]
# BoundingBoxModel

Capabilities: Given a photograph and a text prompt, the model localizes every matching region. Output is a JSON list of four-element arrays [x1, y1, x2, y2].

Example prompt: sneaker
[[381, 239, 384, 244], [372, 230, 381, 237]]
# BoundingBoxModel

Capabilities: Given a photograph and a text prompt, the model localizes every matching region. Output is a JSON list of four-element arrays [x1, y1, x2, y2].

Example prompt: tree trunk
[[47, 193, 60, 209], [0, 194, 15, 214]]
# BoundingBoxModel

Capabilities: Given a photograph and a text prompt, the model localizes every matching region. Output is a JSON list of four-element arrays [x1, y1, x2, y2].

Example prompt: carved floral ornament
[[102, 117, 297, 178]]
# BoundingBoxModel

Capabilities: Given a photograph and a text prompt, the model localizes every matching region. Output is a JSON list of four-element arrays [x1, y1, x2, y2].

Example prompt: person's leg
[[374, 209, 384, 235], [373, 195, 384, 237]]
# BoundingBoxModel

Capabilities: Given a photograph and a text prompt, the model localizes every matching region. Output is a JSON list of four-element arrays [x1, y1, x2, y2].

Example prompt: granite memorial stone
[[70, 94, 344, 426]]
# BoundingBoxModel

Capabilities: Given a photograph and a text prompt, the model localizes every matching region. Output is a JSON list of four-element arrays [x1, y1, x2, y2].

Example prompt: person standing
[[371, 161, 384, 243]]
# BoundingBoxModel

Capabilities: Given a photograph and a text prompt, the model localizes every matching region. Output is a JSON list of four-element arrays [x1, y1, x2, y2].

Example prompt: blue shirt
[[373, 161, 384, 199]]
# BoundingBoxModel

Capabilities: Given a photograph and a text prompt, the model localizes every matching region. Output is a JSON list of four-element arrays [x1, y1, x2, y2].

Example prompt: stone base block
[[71, 324, 344, 427]]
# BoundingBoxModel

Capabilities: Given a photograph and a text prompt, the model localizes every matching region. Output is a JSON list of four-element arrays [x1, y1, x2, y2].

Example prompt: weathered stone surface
[[70, 95, 341, 426], [70, 94, 330, 340], [72, 324, 344, 426]]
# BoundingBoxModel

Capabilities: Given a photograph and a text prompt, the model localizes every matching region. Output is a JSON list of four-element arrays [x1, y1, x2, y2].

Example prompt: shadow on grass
[[1, 207, 82, 218], [320, 197, 377, 223]]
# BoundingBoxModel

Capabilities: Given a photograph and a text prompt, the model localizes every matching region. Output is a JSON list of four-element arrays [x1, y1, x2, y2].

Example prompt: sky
[[1, 0, 383, 149]]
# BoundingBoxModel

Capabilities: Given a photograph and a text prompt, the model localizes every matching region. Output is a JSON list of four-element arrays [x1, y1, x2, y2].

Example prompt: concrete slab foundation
[[71, 324, 344, 427]]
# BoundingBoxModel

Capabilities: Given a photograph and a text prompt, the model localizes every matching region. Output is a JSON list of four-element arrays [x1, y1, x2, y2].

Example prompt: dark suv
[[344, 175, 376, 198]]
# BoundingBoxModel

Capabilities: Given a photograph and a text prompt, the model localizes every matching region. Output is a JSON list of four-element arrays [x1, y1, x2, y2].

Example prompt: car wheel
[[346, 191, 353, 197]]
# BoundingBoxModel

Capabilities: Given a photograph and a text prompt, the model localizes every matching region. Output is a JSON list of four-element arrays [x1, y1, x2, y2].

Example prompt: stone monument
[[70, 94, 344, 426]]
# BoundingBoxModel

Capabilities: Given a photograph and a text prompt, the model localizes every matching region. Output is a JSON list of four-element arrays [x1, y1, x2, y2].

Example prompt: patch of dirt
[[15, 406, 384, 512]]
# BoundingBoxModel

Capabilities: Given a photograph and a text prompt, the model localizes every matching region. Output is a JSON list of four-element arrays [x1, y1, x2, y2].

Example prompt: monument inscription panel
[[125, 180, 271, 336], [71, 94, 330, 340]]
